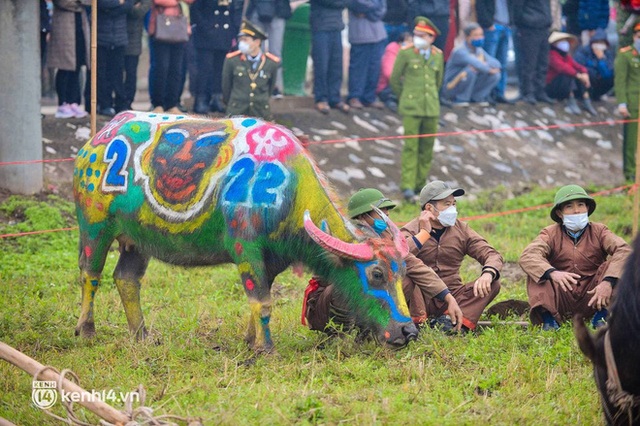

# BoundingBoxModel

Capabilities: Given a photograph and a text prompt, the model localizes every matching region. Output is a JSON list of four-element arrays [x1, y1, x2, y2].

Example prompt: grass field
[[0, 185, 634, 425]]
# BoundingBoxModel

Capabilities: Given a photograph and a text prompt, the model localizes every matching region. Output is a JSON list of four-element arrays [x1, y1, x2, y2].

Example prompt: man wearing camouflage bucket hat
[[401, 180, 503, 332], [519, 185, 631, 330], [303, 188, 463, 334]]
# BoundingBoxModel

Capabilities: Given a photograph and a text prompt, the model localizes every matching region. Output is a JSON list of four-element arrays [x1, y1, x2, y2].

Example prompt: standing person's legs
[[195, 48, 215, 109], [150, 40, 170, 110], [266, 17, 286, 91], [166, 43, 187, 111], [327, 31, 344, 106], [623, 112, 638, 182], [415, 117, 438, 192], [108, 46, 127, 112], [121, 54, 140, 110], [348, 43, 368, 103], [311, 30, 331, 103], [96, 45, 111, 110], [483, 26, 500, 58], [400, 115, 421, 193], [210, 49, 227, 112], [514, 28, 535, 98], [494, 26, 511, 97], [362, 39, 386, 105], [533, 29, 550, 98]]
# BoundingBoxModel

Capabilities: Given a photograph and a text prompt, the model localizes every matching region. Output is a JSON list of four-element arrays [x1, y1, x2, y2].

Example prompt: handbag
[[154, 6, 189, 43]]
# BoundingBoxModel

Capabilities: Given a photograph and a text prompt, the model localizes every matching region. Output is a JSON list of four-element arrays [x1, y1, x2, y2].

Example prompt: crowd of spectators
[[40, 0, 640, 184]]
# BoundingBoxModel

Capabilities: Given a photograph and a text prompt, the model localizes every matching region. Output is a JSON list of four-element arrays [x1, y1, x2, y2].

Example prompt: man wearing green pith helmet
[[519, 185, 631, 331], [303, 188, 463, 334]]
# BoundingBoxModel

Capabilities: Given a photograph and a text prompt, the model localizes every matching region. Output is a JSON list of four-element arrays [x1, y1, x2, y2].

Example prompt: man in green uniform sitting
[[614, 20, 640, 183], [390, 17, 444, 202], [222, 19, 281, 120]]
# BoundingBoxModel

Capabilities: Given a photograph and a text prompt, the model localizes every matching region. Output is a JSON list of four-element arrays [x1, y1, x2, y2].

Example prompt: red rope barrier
[[1, 117, 637, 167], [1, 185, 636, 239]]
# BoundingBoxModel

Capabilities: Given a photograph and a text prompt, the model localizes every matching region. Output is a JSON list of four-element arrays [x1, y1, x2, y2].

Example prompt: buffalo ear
[[573, 315, 597, 362]]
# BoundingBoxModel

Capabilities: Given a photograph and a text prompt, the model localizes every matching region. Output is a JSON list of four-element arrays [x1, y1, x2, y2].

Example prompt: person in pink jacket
[[376, 32, 411, 111]]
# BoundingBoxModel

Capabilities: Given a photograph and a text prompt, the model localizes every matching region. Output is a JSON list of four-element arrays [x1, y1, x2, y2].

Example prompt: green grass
[[0, 186, 634, 424]]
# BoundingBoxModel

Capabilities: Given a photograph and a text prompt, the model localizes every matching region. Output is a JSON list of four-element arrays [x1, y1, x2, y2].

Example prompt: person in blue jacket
[[574, 28, 614, 101]]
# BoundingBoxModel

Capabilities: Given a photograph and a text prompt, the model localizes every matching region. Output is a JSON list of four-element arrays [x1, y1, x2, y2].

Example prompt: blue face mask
[[634, 39, 640, 53], [371, 218, 388, 235], [471, 38, 484, 48]]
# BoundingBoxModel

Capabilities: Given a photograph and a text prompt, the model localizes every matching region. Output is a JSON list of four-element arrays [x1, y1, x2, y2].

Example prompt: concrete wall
[[0, 0, 43, 194]]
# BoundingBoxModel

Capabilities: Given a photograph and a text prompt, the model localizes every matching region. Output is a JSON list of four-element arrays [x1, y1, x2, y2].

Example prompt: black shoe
[[97, 106, 116, 117], [439, 98, 453, 108], [272, 87, 283, 99], [430, 315, 454, 333], [536, 93, 556, 104], [194, 97, 210, 114], [209, 93, 225, 113], [521, 94, 537, 105], [177, 103, 188, 113]]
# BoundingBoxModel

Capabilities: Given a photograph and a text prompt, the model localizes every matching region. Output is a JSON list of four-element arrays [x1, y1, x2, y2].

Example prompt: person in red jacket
[[545, 31, 597, 115]]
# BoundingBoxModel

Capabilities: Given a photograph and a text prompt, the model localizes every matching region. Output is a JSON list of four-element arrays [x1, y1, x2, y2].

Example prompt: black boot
[[194, 96, 210, 114], [209, 93, 225, 113]]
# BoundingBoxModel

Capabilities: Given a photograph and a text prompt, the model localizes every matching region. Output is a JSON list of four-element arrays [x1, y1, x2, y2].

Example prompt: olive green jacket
[[614, 45, 640, 114], [390, 44, 444, 118], [222, 51, 280, 120]]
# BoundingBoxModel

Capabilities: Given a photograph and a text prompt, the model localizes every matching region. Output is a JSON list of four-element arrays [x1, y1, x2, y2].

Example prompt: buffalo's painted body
[[74, 111, 416, 350]]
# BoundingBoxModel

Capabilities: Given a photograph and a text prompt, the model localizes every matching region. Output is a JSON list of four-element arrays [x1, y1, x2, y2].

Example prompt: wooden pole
[[633, 95, 640, 236], [0, 341, 130, 425], [90, 0, 97, 137]]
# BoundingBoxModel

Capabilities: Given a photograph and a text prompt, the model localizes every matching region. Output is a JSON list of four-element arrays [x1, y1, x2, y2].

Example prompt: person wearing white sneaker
[[69, 103, 88, 118], [55, 103, 75, 119]]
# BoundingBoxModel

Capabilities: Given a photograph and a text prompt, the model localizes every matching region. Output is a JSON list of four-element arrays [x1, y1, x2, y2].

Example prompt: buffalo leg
[[76, 231, 113, 338], [238, 260, 274, 352], [113, 243, 150, 340]]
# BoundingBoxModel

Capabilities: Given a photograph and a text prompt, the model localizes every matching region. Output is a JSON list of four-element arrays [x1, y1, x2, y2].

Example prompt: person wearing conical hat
[[303, 188, 463, 334], [390, 16, 444, 203], [614, 19, 640, 182], [221, 19, 280, 120], [545, 31, 597, 115], [519, 185, 631, 331]]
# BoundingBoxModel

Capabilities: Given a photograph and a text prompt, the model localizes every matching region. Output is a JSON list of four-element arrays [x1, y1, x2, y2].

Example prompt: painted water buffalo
[[73, 111, 417, 351], [574, 234, 640, 425]]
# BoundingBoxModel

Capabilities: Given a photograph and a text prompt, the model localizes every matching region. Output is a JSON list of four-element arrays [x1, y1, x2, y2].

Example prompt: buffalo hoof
[[75, 322, 96, 338]]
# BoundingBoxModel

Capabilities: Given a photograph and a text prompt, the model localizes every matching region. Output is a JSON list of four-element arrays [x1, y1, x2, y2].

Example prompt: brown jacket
[[519, 222, 631, 285], [48, 0, 91, 71], [401, 218, 504, 292]]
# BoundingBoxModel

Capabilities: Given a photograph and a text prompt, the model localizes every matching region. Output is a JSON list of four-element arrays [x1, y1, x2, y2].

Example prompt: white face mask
[[436, 205, 457, 227], [555, 40, 570, 53], [413, 36, 430, 50], [238, 40, 252, 55], [562, 212, 589, 232], [592, 42, 607, 52]]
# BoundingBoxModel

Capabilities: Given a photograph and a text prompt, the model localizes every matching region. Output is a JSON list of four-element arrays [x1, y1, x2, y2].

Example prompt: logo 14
[[32, 381, 57, 409]]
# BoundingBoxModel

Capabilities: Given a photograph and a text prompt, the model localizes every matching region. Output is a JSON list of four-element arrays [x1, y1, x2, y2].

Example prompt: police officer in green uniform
[[222, 19, 280, 120], [615, 20, 640, 183], [390, 17, 444, 202]]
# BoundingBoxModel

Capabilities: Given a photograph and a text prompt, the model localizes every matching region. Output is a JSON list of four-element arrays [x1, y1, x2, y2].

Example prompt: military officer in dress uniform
[[390, 17, 444, 202], [615, 20, 640, 183], [222, 19, 280, 120]]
